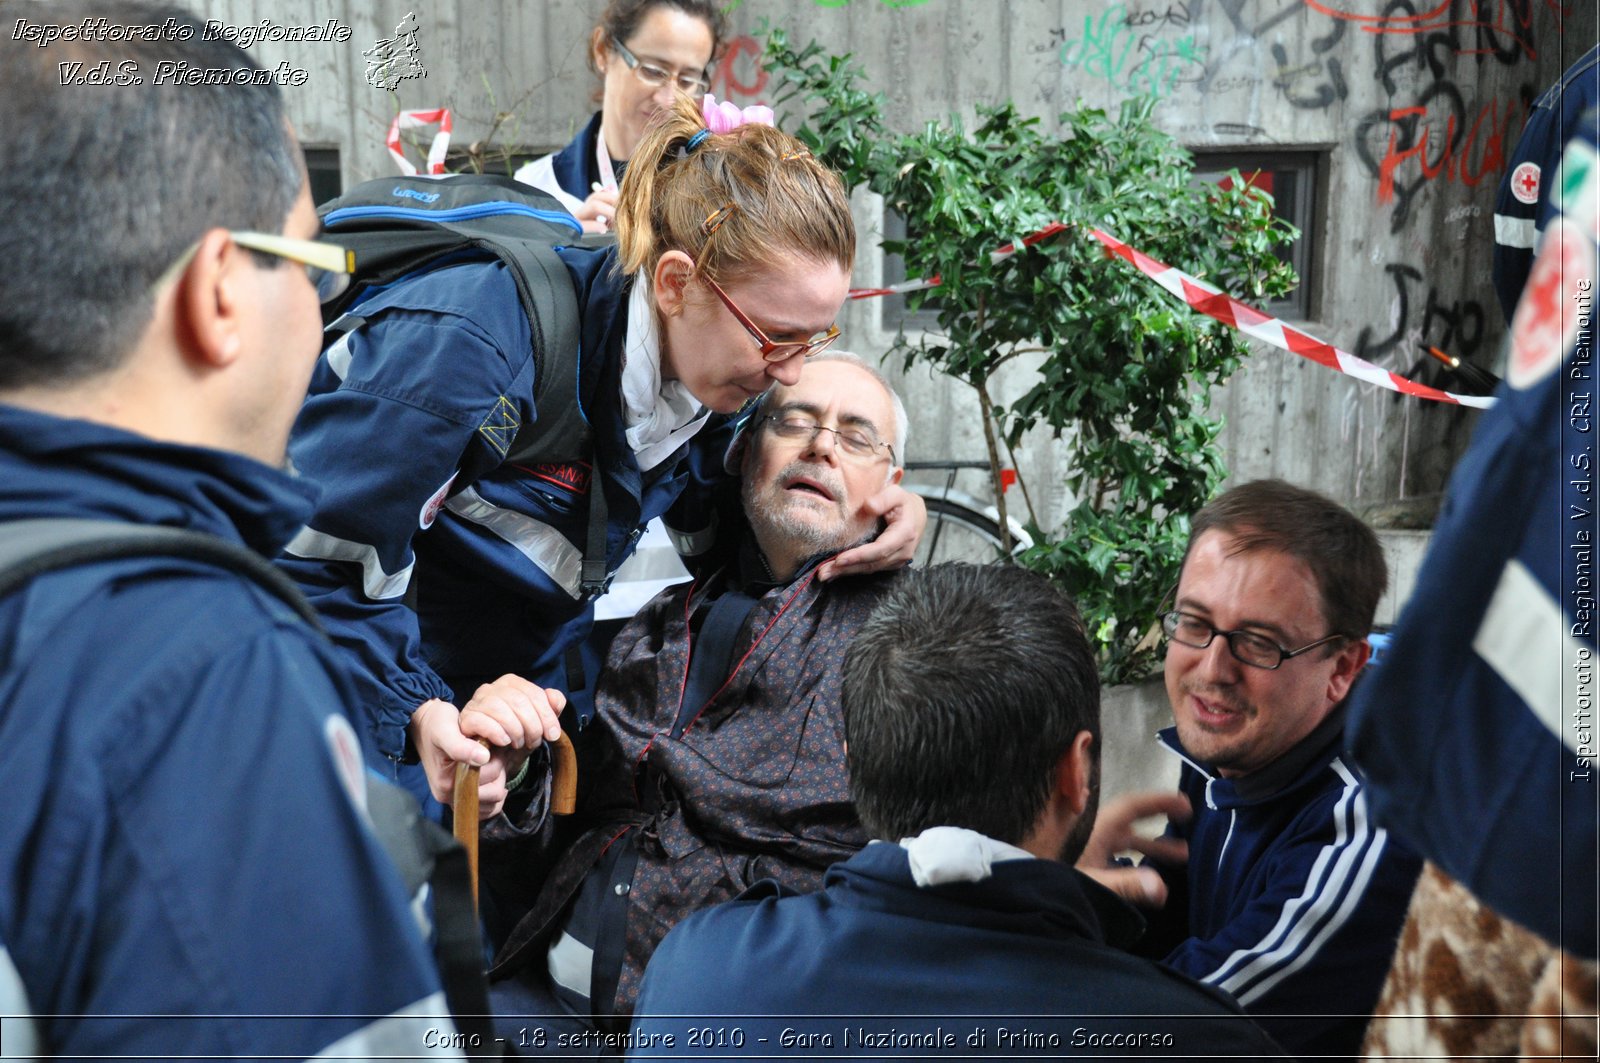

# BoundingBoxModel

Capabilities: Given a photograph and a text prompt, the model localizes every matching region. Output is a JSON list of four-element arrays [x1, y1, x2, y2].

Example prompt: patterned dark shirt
[[486, 537, 898, 1021]]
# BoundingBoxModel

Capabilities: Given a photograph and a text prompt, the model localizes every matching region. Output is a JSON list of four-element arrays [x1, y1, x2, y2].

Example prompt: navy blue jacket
[[632, 842, 1282, 1060], [0, 405, 450, 1059], [514, 113, 607, 215], [1140, 717, 1422, 1062], [1352, 108, 1599, 961], [283, 245, 721, 785], [550, 112, 606, 198], [1492, 45, 1599, 319]]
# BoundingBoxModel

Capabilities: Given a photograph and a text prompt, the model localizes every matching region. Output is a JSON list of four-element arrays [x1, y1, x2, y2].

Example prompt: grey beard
[[742, 461, 856, 562]]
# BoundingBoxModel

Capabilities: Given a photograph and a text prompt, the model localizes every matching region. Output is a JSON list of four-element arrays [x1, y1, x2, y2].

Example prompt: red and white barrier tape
[[386, 107, 452, 176], [847, 222, 1072, 300], [847, 222, 1496, 409], [1089, 228, 1495, 409]]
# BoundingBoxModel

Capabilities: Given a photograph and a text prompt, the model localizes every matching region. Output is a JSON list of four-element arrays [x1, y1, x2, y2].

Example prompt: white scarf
[[895, 826, 1035, 887], [620, 279, 711, 471]]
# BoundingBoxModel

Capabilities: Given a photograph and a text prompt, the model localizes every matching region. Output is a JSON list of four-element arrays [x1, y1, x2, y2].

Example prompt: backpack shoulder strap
[[462, 222, 587, 467], [0, 519, 321, 628]]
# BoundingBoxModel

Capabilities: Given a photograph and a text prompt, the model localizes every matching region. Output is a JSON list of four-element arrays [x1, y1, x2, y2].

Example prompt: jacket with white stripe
[[282, 246, 722, 783], [1491, 44, 1599, 319], [1139, 708, 1422, 1062], [0, 405, 453, 1059]]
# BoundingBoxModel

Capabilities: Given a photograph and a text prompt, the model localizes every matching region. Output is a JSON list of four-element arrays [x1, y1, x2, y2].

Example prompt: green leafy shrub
[[765, 29, 1299, 684]]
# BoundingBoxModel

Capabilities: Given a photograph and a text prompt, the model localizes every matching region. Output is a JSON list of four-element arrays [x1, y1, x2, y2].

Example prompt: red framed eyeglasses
[[702, 275, 841, 363]]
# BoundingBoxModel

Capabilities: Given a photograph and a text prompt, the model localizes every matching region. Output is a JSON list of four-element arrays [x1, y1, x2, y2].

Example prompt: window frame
[[302, 146, 343, 208], [1187, 146, 1328, 323]]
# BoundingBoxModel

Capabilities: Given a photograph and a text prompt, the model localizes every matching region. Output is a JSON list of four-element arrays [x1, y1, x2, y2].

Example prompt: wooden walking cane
[[453, 731, 578, 908]]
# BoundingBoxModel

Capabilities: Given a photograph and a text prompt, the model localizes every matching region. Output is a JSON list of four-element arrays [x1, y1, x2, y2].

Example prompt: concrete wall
[[193, 0, 1595, 534]]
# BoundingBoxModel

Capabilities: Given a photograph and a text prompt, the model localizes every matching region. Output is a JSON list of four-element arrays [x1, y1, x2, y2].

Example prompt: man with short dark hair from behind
[[1078, 480, 1423, 1062], [628, 564, 1281, 1059], [0, 3, 453, 1057]]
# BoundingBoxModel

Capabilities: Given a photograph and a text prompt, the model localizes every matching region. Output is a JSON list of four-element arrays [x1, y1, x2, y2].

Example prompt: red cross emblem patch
[[1510, 161, 1542, 206], [1509, 218, 1593, 389]]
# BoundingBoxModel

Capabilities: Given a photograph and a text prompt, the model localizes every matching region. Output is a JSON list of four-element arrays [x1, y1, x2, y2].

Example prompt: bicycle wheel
[[916, 497, 1014, 566]]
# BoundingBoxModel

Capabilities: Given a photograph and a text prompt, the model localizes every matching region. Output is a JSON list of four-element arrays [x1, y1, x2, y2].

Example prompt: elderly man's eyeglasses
[[761, 414, 895, 465], [1162, 611, 1346, 671], [703, 276, 840, 362], [611, 38, 711, 97], [152, 231, 356, 303]]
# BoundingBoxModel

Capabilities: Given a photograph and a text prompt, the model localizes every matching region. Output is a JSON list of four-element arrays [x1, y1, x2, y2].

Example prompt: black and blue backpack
[[316, 174, 614, 598]]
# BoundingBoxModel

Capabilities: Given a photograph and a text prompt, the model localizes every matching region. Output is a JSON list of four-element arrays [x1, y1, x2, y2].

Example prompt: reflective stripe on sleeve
[[283, 528, 414, 601], [1495, 213, 1538, 249], [444, 485, 585, 599]]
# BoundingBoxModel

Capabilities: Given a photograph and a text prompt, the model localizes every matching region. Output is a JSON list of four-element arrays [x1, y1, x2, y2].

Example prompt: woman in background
[[516, 0, 725, 233]]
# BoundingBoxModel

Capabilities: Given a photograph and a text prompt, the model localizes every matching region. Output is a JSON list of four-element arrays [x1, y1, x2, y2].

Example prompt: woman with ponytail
[[283, 94, 924, 823]]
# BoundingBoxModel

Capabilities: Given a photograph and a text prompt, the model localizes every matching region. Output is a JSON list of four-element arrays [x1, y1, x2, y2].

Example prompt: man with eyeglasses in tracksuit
[[1077, 479, 1423, 1062]]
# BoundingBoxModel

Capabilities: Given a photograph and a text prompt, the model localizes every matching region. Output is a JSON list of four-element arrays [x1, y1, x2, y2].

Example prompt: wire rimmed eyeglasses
[[611, 38, 711, 97], [760, 413, 895, 465], [1161, 610, 1346, 671]]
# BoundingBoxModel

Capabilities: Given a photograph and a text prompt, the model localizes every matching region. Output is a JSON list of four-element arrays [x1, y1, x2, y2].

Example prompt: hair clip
[[702, 94, 775, 135], [703, 204, 737, 236], [685, 128, 712, 154], [780, 149, 812, 162]]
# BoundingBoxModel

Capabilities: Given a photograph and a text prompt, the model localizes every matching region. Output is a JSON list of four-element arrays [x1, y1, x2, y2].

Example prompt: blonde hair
[[614, 95, 855, 283]]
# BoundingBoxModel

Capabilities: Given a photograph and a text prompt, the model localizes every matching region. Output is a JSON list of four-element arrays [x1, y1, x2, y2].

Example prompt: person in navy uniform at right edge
[[1492, 43, 1599, 320], [1077, 481, 1423, 1061]]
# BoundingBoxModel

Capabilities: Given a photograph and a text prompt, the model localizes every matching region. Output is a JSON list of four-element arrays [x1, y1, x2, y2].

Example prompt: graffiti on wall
[[1327, 0, 1563, 229], [1354, 262, 1489, 365], [1055, 3, 1208, 100], [709, 33, 768, 102], [1369, 0, 1566, 95], [1268, 19, 1349, 110], [1310, 0, 1566, 66], [1355, 84, 1525, 231]]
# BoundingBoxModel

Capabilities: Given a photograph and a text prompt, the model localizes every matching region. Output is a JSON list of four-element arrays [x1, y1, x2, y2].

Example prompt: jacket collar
[[828, 836, 1147, 950], [548, 111, 606, 200], [1157, 701, 1350, 807], [557, 243, 654, 506], [0, 402, 318, 556]]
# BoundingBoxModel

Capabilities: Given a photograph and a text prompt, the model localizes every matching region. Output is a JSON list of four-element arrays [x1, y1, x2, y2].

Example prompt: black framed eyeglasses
[[610, 38, 711, 97], [760, 413, 895, 465], [1161, 611, 1346, 671]]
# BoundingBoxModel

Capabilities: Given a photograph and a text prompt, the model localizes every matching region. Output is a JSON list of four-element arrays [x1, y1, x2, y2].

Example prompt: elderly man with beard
[[480, 352, 907, 1041]]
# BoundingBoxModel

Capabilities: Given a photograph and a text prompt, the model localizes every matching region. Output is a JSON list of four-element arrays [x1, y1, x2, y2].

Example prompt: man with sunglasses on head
[[483, 352, 907, 1043], [1076, 480, 1421, 1062], [0, 3, 453, 1058]]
